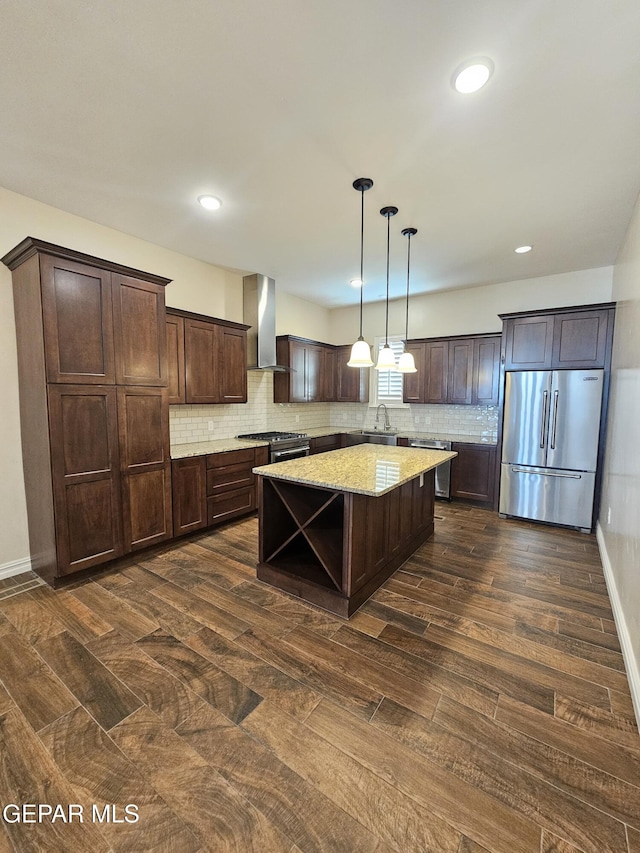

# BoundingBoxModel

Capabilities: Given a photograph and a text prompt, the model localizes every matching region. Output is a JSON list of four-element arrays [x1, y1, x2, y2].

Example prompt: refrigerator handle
[[540, 390, 549, 448], [550, 390, 559, 450]]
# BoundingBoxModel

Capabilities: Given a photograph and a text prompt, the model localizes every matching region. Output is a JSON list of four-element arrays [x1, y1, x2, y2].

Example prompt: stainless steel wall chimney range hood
[[242, 273, 291, 371]]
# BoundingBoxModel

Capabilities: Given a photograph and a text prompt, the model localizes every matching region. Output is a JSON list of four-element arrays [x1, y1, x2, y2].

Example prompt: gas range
[[237, 431, 310, 463]]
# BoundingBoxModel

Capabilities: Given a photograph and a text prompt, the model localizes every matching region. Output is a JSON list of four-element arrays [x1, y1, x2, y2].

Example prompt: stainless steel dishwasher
[[409, 438, 452, 499]]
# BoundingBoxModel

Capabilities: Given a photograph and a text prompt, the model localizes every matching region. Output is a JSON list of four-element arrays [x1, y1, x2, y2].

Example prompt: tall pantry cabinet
[[3, 238, 172, 585]]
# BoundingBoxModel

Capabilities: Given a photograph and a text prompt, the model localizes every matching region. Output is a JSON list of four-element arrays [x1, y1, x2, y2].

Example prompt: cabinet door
[[184, 318, 220, 403], [472, 336, 500, 405], [172, 456, 207, 536], [166, 314, 185, 405], [451, 443, 496, 505], [552, 309, 610, 369], [112, 275, 167, 386], [289, 340, 308, 402], [118, 387, 172, 550], [503, 316, 554, 370], [306, 344, 324, 402], [48, 385, 123, 574], [403, 342, 426, 403], [218, 325, 248, 403], [335, 345, 369, 403], [321, 346, 336, 402], [447, 339, 473, 405], [40, 254, 116, 384], [425, 341, 449, 403]]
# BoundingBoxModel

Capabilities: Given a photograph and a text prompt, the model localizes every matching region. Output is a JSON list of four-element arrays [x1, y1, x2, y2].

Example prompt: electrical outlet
[[208, 420, 214, 432], [295, 414, 300, 423], [424, 416, 431, 425]]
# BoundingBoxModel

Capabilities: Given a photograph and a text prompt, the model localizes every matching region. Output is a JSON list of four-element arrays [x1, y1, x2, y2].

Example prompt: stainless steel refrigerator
[[499, 369, 604, 532]]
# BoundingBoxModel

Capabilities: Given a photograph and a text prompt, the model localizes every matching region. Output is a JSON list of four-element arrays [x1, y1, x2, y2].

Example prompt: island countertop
[[253, 443, 457, 497]]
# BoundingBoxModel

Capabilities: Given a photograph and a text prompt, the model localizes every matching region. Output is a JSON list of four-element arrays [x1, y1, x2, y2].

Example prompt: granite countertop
[[170, 437, 269, 459], [253, 443, 457, 497]]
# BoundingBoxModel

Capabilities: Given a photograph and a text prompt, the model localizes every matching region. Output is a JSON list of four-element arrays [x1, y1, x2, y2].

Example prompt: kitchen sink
[[346, 429, 398, 446]]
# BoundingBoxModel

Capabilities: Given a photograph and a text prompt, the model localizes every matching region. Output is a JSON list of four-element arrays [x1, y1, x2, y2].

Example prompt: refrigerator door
[[499, 463, 596, 531], [546, 370, 604, 471], [502, 371, 551, 467]]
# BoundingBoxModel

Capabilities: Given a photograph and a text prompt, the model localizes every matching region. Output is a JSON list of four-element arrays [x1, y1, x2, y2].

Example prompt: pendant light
[[375, 205, 399, 370], [347, 178, 375, 367], [398, 227, 418, 373]]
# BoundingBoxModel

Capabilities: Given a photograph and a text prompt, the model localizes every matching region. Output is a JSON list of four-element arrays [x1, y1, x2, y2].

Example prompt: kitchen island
[[253, 444, 456, 617]]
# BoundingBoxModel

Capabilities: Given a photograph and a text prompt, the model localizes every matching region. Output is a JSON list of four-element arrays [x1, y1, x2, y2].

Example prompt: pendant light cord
[[405, 231, 411, 341], [385, 212, 390, 345], [359, 187, 364, 339]]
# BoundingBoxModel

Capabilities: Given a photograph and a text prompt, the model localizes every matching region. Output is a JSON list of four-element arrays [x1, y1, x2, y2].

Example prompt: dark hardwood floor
[[0, 503, 638, 852]]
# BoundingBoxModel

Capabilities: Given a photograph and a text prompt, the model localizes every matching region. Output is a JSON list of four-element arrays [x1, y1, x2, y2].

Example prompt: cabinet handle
[[540, 390, 549, 448]]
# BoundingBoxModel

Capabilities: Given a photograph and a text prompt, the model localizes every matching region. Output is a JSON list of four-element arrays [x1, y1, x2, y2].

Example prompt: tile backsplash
[[170, 371, 499, 445], [328, 401, 499, 440], [169, 371, 331, 444]]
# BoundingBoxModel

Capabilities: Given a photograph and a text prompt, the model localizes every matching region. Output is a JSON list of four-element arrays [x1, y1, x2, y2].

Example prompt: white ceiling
[[1, 0, 639, 307]]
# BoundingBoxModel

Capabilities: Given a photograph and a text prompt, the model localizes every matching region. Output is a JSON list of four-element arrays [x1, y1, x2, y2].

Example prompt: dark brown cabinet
[[171, 445, 267, 536], [166, 313, 185, 404], [501, 305, 614, 371], [171, 455, 207, 536], [167, 308, 248, 405], [403, 334, 500, 406], [275, 336, 369, 403], [334, 345, 369, 403], [47, 384, 124, 575], [451, 443, 497, 506], [309, 433, 343, 455], [3, 238, 172, 584], [117, 387, 172, 550], [447, 339, 473, 405], [206, 446, 268, 527]]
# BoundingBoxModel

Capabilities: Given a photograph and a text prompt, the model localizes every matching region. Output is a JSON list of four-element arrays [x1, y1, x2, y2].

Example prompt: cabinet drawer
[[206, 462, 254, 495], [206, 447, 255, 468], [207, 486, 255, 525]]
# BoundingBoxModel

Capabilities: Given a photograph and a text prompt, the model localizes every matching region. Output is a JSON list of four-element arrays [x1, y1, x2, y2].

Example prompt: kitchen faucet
[[375, 403, 391, 431]]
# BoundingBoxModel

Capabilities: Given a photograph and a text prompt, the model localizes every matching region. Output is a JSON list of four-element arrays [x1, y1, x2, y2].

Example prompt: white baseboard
[[596, 522, 640, 728], [0, 556, 33, 581]]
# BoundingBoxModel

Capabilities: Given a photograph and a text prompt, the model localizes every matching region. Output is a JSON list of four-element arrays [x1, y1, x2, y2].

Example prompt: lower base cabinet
[[451, 443, 497, 507], [171, 446, 268, 536], [309, 433, 344, 454]]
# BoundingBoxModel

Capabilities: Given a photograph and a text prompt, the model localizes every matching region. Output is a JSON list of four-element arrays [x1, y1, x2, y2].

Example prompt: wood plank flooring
[[0, 502, 638, 852]]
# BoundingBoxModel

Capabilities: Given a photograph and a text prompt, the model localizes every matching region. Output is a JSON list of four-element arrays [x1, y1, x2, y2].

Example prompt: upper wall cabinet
[[33, 247, 169, 386], [403, 334, 501, 406], [166, 308, 249, 405], [500, 305, 615, 371], [273, 336, 368, 403], [335, 344, 369, 403]]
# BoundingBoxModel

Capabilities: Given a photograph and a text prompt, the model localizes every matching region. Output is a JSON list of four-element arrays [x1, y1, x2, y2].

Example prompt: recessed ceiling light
[[452, 58, 494, 94], [515, 245, 533, 254], [197, 194, 222, 211], [350, 278, 363, 288]]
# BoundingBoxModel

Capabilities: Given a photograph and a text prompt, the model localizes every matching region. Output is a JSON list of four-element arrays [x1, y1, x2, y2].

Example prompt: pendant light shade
[[398, 227, 418, 373], [375, 205, 399, 371], [347, 178, 374, 368]]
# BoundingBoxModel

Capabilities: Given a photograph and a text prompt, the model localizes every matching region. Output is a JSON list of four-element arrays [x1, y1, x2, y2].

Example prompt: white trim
[[0, 556, 33, 581], [596, 522, 640, 729]]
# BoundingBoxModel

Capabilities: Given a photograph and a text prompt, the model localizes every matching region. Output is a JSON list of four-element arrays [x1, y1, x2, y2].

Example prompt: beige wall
[[599, 191, 640, 718], [327, 267, 613, 345], [0, 187, 333, 569]]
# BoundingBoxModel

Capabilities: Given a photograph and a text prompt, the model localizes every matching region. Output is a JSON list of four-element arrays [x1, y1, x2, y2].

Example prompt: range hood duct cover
[[243, 273, 291, 371]]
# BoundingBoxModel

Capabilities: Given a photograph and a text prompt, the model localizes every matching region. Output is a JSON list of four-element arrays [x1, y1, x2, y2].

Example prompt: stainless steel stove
[[237, 431, 310, 463]]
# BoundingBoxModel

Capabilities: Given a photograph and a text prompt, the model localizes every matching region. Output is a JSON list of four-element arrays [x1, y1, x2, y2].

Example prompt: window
[[371, 336, 408, 406]]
